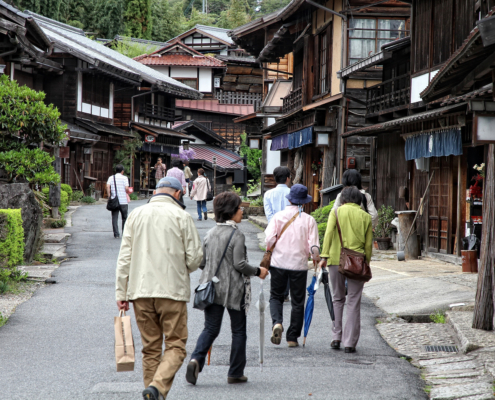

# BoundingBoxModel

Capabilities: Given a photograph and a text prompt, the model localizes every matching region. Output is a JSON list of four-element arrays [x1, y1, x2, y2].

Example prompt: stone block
[[0, 183, 43, 263]]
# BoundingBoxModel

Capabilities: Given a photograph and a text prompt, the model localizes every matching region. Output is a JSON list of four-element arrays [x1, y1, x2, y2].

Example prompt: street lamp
[[0, 65, 5, 74], [249, 138, 260, 149]]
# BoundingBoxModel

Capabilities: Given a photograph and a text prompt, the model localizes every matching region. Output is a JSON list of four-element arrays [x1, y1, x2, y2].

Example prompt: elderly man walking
[[265, 184, 319, 348], [116, 177, 203, 400]]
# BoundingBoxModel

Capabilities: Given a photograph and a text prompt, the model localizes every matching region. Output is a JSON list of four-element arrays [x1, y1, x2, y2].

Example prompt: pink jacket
[[190, 175, 210, 201], [265, 205, 319, 270]]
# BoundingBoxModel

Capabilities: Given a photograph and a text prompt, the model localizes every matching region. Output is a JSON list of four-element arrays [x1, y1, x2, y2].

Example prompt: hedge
[[0, 209, 24, 269], [42, 186, 69, 217], [61, 184, 72, 197]]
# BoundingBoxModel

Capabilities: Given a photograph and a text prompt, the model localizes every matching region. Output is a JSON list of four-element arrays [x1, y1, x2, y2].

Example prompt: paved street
[[0, 198, 426, 399]]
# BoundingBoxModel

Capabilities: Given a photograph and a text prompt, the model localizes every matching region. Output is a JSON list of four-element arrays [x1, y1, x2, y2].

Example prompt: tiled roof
[[176, 99, 254, 116], [173, 120, 225, 144], [190, 145, 243, 169], [136, 53, 225, 67], [131, 123, 195, 140], [74, 118, 134, 137], [24, 11, 202, 99], [167, 24, 234, 46], [441, 84, 493, 105]]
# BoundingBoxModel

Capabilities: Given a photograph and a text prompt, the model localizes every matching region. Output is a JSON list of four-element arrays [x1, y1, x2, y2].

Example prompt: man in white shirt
[[106, 164, 130, 239]]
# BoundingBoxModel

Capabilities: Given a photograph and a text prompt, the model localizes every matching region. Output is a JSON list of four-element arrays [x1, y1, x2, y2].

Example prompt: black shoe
[[345, 347, 356, 353], [284, 296, 290, 303], [114, 234, 120, 239], [142, 386, 160, 400], [228, 376, 248, 384], [330, 340, 341, 349], [186, 359, 199, 385], [204, 212, 208, 220]]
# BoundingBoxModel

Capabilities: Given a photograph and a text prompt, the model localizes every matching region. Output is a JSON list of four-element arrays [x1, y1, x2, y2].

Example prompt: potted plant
[[374, 205, 395, 250]]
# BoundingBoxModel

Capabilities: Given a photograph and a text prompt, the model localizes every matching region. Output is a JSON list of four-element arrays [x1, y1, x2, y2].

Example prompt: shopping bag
[[114, 310, 135, 372]]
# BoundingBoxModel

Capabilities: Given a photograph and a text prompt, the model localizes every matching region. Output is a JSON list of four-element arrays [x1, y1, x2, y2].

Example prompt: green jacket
[[320, 203, 373, 265]]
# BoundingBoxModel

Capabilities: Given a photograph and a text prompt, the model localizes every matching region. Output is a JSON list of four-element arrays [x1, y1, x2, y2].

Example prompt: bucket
[[461, 250, 478, 273]]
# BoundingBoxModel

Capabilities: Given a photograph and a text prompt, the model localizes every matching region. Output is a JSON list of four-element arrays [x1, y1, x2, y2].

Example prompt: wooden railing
[[366, 73, 410, 115], [144, 103, 176, 121], [282, 87, 302, 114], [215, 90, 262, 110]]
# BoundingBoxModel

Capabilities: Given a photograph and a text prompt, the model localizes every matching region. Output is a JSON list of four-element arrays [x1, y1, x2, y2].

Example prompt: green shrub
[[0, 148, 60, 186], [50, 218, 66, 229], [71, 190, 84, 202], [61, 184, 72, 196], [311, 201, 335, 224], [59, 190, 68, 217], [80, 196, 96, 204], [0, 281, 8, 294], [375, 205, 395, 238], [317, 222, 327, 245], [129, 193, 138, 201], [430, 311, 446, 324], [0, 312, 7, 327], [0, 209, 24, 269], [250, 196, 263, 207]]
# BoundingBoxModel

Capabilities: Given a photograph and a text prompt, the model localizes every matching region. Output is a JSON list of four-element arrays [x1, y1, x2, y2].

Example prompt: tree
[[0, 75, 66, 149], [96, 0, 124, 38], [239, 133, 262, 182], [111, 37, 159, 58], [151, 0, 186, 42], [124, 0, 153, 39], [184, 7, 217, 30], [217, 0, 250, 29], [256, 0, 290, 16], [113, 131, 142, 175]]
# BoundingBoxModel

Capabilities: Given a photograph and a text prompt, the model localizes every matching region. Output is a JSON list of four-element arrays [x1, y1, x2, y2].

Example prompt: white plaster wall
[[170, 67, 197, 78], [153, 66, 170, 76], [199, 68, 212, 92], [411, 69, 440, 103], [266, 140, 281, 175]]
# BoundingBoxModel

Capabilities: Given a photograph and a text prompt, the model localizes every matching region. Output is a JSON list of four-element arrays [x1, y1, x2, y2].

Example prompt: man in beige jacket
[[116, 176, 203, 400]]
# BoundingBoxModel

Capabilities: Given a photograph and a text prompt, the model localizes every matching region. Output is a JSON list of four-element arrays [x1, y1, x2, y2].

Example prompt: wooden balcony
[[144, 103, 176, 122], [282, 87, 302, 114], [366, 73, 411, 116], [215, 90, 263, 111]]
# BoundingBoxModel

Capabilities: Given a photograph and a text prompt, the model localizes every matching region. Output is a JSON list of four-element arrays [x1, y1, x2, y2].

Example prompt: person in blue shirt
[[263, 166, 291, 302], [264, 166, 291, 223]]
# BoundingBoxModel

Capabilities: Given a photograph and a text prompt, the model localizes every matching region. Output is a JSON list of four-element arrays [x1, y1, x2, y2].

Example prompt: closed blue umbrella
[[303, 275, 317, 347]]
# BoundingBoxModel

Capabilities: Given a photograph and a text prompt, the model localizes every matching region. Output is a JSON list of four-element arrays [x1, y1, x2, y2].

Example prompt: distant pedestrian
[[319, 186, 373, 354], [332, 169, 378, 228], [186, 191, 268, 386], [190, 168, 210, 221], [106, 164, 130, 239], [184, 161, 193, 194], [154, 157, 167, 181], [264, 166, 291, 302], [167, 160, 187, 198], [116, 177, 203, 400], [265, 184, 319, 348]]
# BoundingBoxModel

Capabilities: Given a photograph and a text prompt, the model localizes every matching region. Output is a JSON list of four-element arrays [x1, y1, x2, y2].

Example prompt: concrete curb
[[446, 311, 495, 354], [248, 215, 268, 229]]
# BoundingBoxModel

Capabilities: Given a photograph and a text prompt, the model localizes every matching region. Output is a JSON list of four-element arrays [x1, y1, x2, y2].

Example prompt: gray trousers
[[328, 265, 365, 348]]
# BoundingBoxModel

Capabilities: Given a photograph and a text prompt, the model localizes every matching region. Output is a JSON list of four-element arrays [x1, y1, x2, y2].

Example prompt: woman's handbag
[[193, 229, 236, 310], [107, 175, 120, 211], [260, 213, 298, 270], [206, 178, 213, 202], [334, 209, 372, 282]]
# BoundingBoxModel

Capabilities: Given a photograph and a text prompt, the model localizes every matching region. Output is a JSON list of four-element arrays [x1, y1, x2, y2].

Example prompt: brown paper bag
[[114, 310, 135, 372]]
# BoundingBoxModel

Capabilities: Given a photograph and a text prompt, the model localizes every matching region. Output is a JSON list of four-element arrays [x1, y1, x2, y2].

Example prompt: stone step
[[44, 232, 71, 243], [447, 311, 495, 353], [430, 381, 493, 400]]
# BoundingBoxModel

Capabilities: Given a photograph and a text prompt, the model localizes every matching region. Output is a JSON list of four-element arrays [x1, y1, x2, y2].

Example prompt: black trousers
[[269, 266, 307, 342], [111, 204, 128, 237], [190, 303, 247, 378]]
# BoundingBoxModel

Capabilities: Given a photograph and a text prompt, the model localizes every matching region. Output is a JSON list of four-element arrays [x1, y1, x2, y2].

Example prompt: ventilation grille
[[424, 345, 458, 352]]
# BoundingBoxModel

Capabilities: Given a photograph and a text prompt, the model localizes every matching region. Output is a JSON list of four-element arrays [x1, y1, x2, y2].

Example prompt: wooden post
[[213, 162, 217, 197], [50, 147, 61, 219], [472, 144, 495, 330], [456, 155, 462, 257]]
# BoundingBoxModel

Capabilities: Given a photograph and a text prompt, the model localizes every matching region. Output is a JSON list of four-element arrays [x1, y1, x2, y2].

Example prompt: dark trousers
[[190, 303, 246, 378], [269, 266, 307, 342], [111, 204, 128, 237]]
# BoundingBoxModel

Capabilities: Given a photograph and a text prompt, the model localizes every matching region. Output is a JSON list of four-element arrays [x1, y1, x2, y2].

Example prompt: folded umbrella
[[256, 279, 268, 371], [303, 275, 317, 347], [321, 268, 335, 324]]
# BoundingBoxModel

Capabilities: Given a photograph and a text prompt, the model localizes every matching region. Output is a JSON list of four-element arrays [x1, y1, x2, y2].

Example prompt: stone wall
[[0, 183, 43, 263]]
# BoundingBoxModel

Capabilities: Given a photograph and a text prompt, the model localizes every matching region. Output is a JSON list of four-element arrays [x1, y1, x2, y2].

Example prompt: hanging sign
[[145, 135, 156, 143]]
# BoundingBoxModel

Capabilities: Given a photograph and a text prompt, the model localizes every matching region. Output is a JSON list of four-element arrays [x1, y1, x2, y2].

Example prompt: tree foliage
[[0, 75, 66, 148], [124, 0, 153, 39], [113, 131, 142, 175], [239, 133, 262, 182], [152, 0, 186, 42], [111, 37, 159, 58], [217, 0, 250, 29]]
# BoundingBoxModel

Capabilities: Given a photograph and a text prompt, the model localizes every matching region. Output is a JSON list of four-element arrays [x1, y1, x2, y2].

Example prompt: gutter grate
[[424, 345, 458, 352]]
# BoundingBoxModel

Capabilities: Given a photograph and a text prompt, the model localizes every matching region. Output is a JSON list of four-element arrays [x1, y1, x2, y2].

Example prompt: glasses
[[239, 207, 244, 212]]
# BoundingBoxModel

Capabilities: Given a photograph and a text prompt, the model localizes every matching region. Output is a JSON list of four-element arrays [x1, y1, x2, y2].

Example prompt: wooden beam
[[452, 51, 495, 95]]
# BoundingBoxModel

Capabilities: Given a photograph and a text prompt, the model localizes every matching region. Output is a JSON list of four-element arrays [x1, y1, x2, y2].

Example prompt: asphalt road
[[0, 198, 426, 400]]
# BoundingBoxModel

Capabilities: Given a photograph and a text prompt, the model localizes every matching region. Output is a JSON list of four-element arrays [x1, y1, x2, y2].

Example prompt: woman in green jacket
[[318, 186, 373, 353]]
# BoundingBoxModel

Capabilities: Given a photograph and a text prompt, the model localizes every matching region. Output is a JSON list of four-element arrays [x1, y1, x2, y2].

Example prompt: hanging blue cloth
[[270, 134, 289, 151], [404, 128, 463, 161], [288, 127, 313, 149]]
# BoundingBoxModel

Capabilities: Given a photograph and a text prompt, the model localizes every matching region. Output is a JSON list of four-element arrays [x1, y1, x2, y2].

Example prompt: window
[[175, 78, 198, 90], [319, 32, 328, 94], [348, 18, 407, 65], [81, 74, 111, 118]]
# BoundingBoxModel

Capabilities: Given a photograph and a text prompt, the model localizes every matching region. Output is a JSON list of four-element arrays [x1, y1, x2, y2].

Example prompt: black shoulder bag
[[106, 175, 121, 211], [193, 228, 236, 310], [206, 178, 213, 202]]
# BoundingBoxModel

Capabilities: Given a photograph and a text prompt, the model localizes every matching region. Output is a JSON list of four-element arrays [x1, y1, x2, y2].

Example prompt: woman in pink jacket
[[190, 168, 211, 221], [265, 184, 319, 347]]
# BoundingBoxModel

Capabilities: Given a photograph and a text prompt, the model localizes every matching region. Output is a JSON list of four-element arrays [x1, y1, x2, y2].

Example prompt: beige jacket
[[190, 175, 210, 201], [115, 194, 203, 302], [333, 190, 378, 228]]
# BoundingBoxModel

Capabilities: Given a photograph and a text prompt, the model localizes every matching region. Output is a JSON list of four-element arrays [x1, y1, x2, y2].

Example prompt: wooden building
[[230, 0, 410, 211], [339, 0, 492, 262]]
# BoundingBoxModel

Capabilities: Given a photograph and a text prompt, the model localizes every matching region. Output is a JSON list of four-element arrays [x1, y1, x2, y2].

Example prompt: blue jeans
[[190, 302, 247, 378], [197, 200, 207, 219]]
